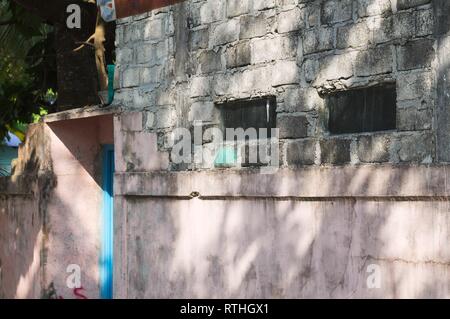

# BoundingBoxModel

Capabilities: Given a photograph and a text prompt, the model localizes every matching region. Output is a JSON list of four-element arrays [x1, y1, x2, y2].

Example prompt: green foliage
[[0, 0, 57, 140]]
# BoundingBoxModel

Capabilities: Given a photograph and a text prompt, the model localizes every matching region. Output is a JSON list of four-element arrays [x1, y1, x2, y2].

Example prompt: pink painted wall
[[3, 111, 450, 299], [0, 124, 51, 299], [0, 182, 42, 298], [115, 197, 450, 298], [0, 115, 113, 299], [44, 115, 113, 299], [113, 112, 450, 299]]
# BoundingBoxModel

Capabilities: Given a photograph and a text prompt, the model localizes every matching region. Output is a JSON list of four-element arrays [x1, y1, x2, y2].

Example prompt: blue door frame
[[100, 145, 114, 299]]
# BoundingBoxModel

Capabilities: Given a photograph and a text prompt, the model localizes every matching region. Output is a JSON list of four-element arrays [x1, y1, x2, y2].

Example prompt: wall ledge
[[115, 164, 450, 199], [42, 105, 121, 123]]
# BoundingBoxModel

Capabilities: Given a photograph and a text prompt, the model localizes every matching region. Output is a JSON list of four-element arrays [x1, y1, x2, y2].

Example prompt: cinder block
[[397, 71, 432, 101], [395, 132, 434, 163], [280, 88, 323, 112], [320, 139, 351, 164], [142, 18, 165, 40], [415, 9, 434, 36], [277, 115, 309, 139], [357, 0, 391, 17], [251, 36, 296, 63], [211, 19, 240, 46], [122, 67, 140, 88], [286, 139, 316, 166], [200, 0, 225, 24], [397, 0, 431, 10], [188, 101, 218, 122], [397, 39, 435, 71], [272, 60, 300, 87], [226, 41, 251, 68], [198, 50, 222, 74], [337, 22, 371, 49], [316, 52, 354, 83], [190, 76, 213, 98], [397, 107, 432, 131], [303, 27, 334, 54], [357, 135, 390, 163], [227, 0, 250, 18], [354, 46, 393, 77], [240, 14, 267, 39], [321, 0, 352, 25], [278, 7, 305, 33], [190, 27, 210, 51]]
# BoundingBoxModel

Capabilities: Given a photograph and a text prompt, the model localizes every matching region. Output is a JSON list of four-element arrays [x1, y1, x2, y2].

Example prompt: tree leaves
[[0, 0, 56, 140]]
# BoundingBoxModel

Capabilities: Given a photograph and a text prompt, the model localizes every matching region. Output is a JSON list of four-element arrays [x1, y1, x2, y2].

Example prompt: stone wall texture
[[113, 0, 450, 169]]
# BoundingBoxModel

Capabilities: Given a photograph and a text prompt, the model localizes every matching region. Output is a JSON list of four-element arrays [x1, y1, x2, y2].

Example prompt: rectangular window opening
[[327, 84, 397, 135], [215, 96, 276, 167], [217, 96, 277, 140]]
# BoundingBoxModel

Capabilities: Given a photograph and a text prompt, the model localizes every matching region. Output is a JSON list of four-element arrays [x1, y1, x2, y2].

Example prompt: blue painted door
[[100, 145, 114, 299]]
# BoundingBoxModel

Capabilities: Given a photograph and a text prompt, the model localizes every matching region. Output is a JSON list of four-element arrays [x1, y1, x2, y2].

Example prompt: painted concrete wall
[[0, 115, 113, 299], [0, 177, 42, 299], [0, 124, 52, 299], [44, 116, 113, 299], [113, 112, 450, 298], [109, 0, 450, 298], [2, 111, 450, 298], [3, 0, 450, 300], [116, 195, 450, 298]]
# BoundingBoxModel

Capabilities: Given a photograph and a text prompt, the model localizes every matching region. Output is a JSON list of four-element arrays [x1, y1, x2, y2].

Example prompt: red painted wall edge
[[115, 0, 186, 19]]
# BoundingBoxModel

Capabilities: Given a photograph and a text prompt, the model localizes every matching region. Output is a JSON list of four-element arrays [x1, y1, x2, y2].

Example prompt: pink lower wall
[[3, 111, 450, 298], [113, 112, 450, 299], [44, 115, 113, 299], [0, 124, 52, 299], [0, 115, 113, 299], [115, 196, 450, 298], [0, 182, 41, 298]]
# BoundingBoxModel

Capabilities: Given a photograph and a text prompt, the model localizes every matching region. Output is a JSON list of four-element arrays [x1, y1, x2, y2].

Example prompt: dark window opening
[[218, 96, 277, 141], [327, 84, 397, 134], [216, 97, 277, 167]]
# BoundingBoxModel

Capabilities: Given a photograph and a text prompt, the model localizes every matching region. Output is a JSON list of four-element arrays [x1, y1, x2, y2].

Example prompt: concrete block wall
[[109, 1, 450, 298], [113, 0, 449, 170]]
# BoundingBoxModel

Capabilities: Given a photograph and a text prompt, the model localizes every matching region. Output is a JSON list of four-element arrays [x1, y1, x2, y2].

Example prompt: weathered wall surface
[[114, 163, 450, 298], [0, 124, 53, 299], [0, 177, 42, 299], [0, 115, 114, 299], [43, 116, 113, 299], [111, 0, 450, 298], [434, 0, 450, 161], [113, 112, 450, 298], [114, 0, 445, 168], [4, 0, 450, 299]]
